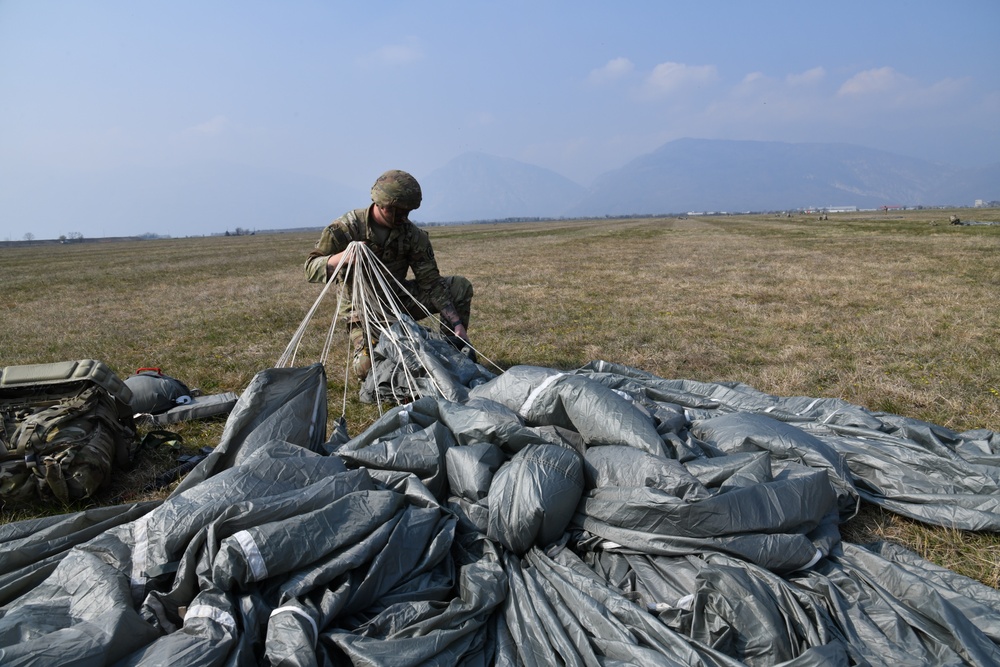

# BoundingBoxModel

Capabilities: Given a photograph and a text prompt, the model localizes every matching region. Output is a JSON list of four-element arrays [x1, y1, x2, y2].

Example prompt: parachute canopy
[[2, 335, 999, 665]]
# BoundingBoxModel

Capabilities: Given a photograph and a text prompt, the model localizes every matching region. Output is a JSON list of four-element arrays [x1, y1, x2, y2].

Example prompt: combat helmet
[[371, 170, 422, 210]]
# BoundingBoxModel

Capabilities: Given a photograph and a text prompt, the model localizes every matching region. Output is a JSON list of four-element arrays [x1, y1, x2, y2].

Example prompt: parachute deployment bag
[[124, 367, 238, 425], [0, 360, 136, 506], [124, 367, 192, 415]]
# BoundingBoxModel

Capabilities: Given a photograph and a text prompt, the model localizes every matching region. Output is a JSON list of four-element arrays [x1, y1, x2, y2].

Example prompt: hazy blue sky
[[2, 1, 998, 240]]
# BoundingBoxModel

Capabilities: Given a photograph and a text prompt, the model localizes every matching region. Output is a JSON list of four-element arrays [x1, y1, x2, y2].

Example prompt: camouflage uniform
[[304, 205, 473, 375]]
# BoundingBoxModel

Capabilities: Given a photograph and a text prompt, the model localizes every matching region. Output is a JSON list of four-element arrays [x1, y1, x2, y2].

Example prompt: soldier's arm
[[409, 234, 452, 309], [304, 219, 356, 283], [409, 233, 469, 342], [441, 304, 468, 342], [304, 253, 332, 283]]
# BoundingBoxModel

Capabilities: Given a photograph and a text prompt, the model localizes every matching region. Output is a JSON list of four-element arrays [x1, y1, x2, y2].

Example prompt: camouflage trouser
[[348, 275, 473, 378]]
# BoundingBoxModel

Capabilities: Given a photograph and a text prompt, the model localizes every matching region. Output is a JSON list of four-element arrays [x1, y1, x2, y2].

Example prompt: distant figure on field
[[950, 215, 961, 225], [305, 169, 473, 378]]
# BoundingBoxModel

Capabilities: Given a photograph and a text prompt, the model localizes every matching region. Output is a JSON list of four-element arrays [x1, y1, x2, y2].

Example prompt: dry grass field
[[2, 209, 999, 585]]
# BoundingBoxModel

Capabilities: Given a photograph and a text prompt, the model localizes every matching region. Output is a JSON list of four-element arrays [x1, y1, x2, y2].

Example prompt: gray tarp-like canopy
[[2, 326, 999, 666]]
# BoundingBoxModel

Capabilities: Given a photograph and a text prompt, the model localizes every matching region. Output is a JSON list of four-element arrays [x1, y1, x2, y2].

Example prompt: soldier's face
[[375, 204, 409, 228]]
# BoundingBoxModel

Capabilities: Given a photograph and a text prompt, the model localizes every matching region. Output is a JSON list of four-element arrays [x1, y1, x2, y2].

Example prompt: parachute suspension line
[[277, 244, 368, 417], [319, 286, 349, 366], [379, 273, 503, 375], [279, 240, 498, 414], [347, 246, 444, 407], [323, 286, 353, 420], [339, 330, 351, 419], [276, 254, 346, 369], [347, 248, 503, 375], [277, 242, 437, 409]]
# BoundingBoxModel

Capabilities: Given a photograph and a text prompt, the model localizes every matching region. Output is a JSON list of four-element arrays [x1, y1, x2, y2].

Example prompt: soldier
[[305, 169, 473, 378]]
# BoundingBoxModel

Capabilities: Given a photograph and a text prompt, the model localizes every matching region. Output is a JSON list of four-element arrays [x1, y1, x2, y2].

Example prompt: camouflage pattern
[[306, 203, 473, 378], [370, 169, 422, 210], [305, 206, 468, 316], [1, 363, 136, 506]]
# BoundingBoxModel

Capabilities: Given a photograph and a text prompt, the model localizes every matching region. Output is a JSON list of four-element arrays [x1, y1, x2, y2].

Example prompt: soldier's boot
[[350, 328, 374, 380], [353, 347, 372, 380]]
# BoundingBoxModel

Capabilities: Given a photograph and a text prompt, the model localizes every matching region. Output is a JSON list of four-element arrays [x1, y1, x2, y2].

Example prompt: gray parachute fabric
[[360, 318, 495, 405], [124, 370, 192, 415], [487, 443, 584, 555], [1, 335, 1000, 665], [469, 365, 670, 457], [170, 363, 330, 493], [0, 501, 160, 606], [0, 364, 506, 666]]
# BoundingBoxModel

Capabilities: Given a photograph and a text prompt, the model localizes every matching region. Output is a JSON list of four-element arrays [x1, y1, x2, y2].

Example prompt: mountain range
[[416, 140, 999, 222]]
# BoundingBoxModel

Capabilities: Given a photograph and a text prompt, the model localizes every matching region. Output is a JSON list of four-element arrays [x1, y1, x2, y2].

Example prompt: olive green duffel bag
[[0, 360, 136, 507]]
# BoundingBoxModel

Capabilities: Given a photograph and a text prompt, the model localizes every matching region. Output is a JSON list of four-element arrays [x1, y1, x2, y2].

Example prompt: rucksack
[[0, 360, 136, 507]]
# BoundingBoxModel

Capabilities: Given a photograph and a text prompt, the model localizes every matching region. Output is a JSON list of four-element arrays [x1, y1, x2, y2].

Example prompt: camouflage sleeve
[[408, 228, 454, 311], [304, 215, 358, 283], [304, 254, 330, 283]]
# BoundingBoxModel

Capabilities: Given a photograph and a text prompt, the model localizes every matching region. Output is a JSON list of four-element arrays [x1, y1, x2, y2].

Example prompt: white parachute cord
[[279, 240, 495, 416], [277, 265, 338, 368], [336, 240, 502, 376], [327, 245, 364, 416], [277, 281, 327, 368], [319, 284, 350, 366], [277, 245, 360, 368], [340, 325, 352, 419], [349, 250, 504, 374], [317, 286, 356, 420], [349, 247, 437, 405], [382, 276, 504, 375]]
